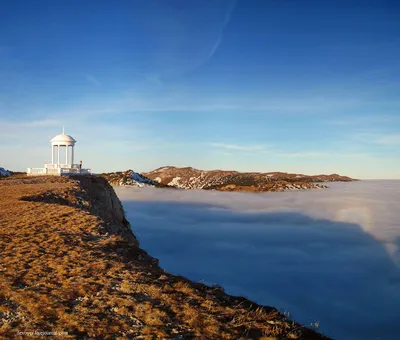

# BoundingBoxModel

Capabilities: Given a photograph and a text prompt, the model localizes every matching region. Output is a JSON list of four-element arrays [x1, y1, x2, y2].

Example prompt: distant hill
[[102, 166, 357, 192]]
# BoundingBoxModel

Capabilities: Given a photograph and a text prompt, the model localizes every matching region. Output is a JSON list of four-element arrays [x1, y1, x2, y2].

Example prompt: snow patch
[[169, 177, 182, 187], [0, 167, 10, 177], [118, 172, 158, 187], [131, 173, 157, 187]]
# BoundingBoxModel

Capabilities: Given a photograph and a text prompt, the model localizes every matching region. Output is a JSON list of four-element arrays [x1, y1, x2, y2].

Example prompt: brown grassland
[[0, 175, 330, 339]]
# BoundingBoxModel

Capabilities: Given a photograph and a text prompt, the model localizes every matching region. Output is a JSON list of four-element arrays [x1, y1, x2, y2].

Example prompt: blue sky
[[1, 0, 399, 178]]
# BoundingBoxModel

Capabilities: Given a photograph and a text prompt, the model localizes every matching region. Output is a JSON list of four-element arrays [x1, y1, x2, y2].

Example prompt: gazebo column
[[66, 145, 68, 165], [51, 145, 54, 164], [71, 146, 74, 166], [57, 145, 60, 165]]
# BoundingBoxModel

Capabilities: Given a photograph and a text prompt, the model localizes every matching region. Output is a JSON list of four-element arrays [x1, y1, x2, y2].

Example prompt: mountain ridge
[[101, 166, 356, 192]]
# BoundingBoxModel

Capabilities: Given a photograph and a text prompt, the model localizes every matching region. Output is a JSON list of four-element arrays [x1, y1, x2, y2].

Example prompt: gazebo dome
[[50, 133, 76, 146]]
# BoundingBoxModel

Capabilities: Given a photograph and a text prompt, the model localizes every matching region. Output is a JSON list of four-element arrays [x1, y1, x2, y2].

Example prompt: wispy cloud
[[0, 119, 61, 132], [213, 150, 232, 156], [210, 144, 370, 159], [375, 134, 400, 145], [279, 152, 327, 158], [326, 116, 397, 126], [26, 119, 61, 127], [279, 152, 368, 158], [354, 133, 400, 146], [207, 0, 237, 60], [84, 74, 101, 86], [41, 100, 241, 119], [0, 119, 63, 146], [4, 88, 385, 123], [210, 142, 266, 151], [145, 74, 162, 86]]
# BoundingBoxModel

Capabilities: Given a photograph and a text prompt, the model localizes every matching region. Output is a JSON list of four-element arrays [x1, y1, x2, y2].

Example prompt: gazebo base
[[27, 168, 91, 176]]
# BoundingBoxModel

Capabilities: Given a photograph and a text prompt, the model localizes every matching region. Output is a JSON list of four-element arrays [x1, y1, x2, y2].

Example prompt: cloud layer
[[116, 181, 400, 340]]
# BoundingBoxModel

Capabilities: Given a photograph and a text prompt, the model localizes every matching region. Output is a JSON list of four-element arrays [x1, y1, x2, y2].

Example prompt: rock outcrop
[[0, 167, 10, 177], [100, 169, 163, 188]]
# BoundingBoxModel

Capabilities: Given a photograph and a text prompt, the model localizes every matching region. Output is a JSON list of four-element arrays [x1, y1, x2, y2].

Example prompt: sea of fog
[[115, 181, 400, 340]]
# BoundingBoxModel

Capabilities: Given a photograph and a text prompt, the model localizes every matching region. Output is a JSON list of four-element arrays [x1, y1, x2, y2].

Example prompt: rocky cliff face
[[17, 175, 140, 248], [73, 176, 140, 247], [141, 166, 356, 192]]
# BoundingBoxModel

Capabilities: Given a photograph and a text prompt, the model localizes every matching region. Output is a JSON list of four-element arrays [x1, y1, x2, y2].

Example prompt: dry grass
[[0, 175, 330, 339]]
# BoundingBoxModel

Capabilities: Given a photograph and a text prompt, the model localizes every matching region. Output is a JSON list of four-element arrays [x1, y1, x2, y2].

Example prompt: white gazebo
[[27, 130, 91, 176]]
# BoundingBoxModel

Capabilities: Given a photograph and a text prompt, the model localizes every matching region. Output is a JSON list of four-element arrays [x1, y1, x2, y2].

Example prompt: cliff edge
[[0, 176, 330, 339]]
